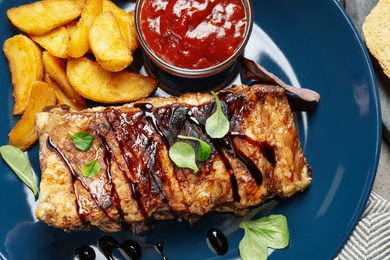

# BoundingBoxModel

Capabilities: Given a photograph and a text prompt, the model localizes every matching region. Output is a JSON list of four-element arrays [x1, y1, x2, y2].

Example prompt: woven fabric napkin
[[335, 192, 390, 259]]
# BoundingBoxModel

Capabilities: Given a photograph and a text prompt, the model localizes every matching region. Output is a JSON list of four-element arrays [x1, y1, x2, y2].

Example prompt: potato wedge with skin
[[7, 0, 85, 36], [90, 11, 132, 72], [67, 57, 158, 103], [42, 51, 86, 108], [44, 73, 86, 111], [67, 0, 103, 58], [29, 26, 69, 59], [3, 34, 44, 115], [65, 20, 78, 39], [127, 11, 139, 52], [103, 0, 139, 52], [9, 81, 56, 151]]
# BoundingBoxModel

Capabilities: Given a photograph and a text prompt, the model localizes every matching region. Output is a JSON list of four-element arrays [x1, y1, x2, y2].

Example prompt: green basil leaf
[[69, 131, 94, 151], [0, 145, 38, 196], [177, 135, 212, 162], [197, 139, 212, 161], [205, 91, 230, 139], [241, 215, 289, 249], [82, 159, 100, 178], [239, 222, 268, 260], [169, 142, 199, 173]]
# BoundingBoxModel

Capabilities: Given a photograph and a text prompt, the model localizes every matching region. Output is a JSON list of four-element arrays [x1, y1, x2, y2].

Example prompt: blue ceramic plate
[[0, 0, 381, 259]]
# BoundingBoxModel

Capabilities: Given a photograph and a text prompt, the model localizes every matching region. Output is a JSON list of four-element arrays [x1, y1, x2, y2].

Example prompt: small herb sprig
[[168, 91, 229, 172], [206, 91, 230, 139], [81, 145, 100, 178], [239, 215, 289, 260], [177, 135, 211, 162], [169, 142, 199, 173], [0, 145, 38, 196], [69, 131, 100, 178], [168, 136, 212, 173], [69, 131, 94, 151]]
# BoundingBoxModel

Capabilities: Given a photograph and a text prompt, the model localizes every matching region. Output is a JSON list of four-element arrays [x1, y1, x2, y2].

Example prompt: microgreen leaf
[[239, 223, 268, 260], [81, 145, 101, 178], [241, 215, 289, 249], [197, 140, 212, 161], [178, 135, 212, 162], [239, 214, 289, 260], [69, 131, 94, 151], [82, 154, 100, 178], [205, 91, 230, 139], [0, 145, 38, 196], [169, 142, 199, 173], [82, 159, 100, 178]]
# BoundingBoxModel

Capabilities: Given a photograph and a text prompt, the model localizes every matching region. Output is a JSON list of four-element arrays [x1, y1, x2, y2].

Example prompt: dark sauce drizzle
[[111, 109, 149, 219], [185, 108, 242, 201], [206, 228, 229, 256], [187, 102, 274, 200], [137, 105, 173, 202], [48, 93, 274, 222], [95, 132, 131, 229], [46, 137, 83, 217], [47, 137, 96, 220], [60, 91, 273, 259], [106, 108, 167, 219], [131, 92, 276, 203], [228, 132, 264, 185], [132, 103, 189, 217], [47, 137, 116, 222]]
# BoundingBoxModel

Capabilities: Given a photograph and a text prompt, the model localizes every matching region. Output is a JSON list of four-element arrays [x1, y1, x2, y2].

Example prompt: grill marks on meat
[[34, 84, 312, 233]]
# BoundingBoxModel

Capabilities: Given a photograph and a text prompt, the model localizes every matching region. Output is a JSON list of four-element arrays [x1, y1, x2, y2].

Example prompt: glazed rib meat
[[34, 84, 311, 233]]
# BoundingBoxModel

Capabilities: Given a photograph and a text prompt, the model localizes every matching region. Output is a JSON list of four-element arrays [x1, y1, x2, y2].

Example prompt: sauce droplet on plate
[[155, 242, 169, 260], [74, 245, 96, 260], [206, 228, 229, 255], [97, 235, 142, 260]]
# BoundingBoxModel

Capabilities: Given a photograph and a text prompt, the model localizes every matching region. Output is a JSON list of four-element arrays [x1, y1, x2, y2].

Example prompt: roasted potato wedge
[[7, 0, 85, 36], [42, 51, 87, 108], [29, 26, 69, 59], [67, 57, 158, 103], [103, 0, 139, 52], [44, 73, 86, 111], [3, 34, 44, 115], [89, 10, 132, 72], [127, 11, 139, 52], [65, 20, 78, 39], [9, 81, 56, 151], [67, 0, 103, 58]]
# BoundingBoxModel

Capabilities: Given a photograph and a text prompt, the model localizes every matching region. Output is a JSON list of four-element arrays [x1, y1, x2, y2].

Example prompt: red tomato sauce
[[140, 0, 247, 70]]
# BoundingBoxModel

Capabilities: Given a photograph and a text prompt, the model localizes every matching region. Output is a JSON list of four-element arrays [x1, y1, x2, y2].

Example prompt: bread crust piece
[[363, 0, 390, 79], [34, 84, 311, 233]]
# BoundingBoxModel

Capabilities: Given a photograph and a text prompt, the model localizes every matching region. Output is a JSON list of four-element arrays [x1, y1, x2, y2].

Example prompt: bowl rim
[[134, 0, 254, 79]]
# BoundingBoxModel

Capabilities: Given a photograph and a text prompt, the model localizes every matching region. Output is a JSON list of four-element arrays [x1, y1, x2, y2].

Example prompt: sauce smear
[[140, 0, 247, 69]]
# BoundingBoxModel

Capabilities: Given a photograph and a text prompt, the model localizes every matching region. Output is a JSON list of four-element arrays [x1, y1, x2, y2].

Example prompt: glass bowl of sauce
[[134, 0, 254, 80]]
